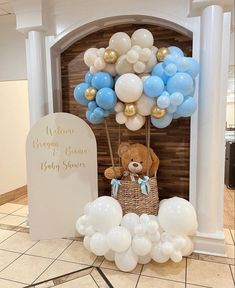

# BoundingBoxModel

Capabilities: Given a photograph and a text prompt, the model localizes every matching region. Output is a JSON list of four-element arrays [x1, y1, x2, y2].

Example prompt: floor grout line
[[90, 272, 101, 288], [134, 264, 144, 288], [185, 257, 187, 288], [229, 264, 235, 284], [0, 276, 28, 286]]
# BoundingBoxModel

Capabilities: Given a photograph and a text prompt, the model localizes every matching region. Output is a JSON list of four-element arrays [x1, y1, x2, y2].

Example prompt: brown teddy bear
[[104, 142, 160, 181]]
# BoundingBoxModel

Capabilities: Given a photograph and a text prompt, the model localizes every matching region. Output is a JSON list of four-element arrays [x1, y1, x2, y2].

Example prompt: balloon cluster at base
[[74, 29, 199, 130], [76, 196, 198, 272]]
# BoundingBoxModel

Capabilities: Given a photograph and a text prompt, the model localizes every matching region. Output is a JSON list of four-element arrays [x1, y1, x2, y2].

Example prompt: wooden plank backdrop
[[61, 24, 192, 200]]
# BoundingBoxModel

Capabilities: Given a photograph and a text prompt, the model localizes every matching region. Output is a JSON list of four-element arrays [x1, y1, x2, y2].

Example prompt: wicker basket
[[116, 176, 159, 215]]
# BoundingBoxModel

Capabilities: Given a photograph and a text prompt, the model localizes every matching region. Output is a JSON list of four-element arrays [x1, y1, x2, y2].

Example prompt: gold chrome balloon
[[156, 47, 169, 62], [85, 87, 97, 101], [124, 103, 137, 117], [151, 106, 166, 119], [103, 48, 119, 64]]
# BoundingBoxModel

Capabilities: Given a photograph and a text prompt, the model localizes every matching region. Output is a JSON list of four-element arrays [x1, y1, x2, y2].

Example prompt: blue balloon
[[176, 97, 197, 117], [175, 57, 190, 72], [151, 63, 169, 84], [104, 110, 111, 117], [144, 76, 164, 97], [88, 101, 97, 111], [167, 72, 194, 96], [91, 72, 114, 90], [163, 54, 178, 66], [167, 104, 177, 114], [173, 112, 181, 119], [151, 113, 173, 128], [157, 94, 170, 109], [168, 46, 184, 57], [170, 92, 184, 106], [85, 72, 93, 84], [164, 63, 177, 76], [89, 113, 104, 124], [186, 58, 200, 79], [74, 83, 89, 106], [86, 110, 92, 120], [96, 88, 117, 110], [93, 107, 105, 119]]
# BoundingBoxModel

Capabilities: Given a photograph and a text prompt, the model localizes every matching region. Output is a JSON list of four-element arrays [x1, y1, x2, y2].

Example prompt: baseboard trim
[[0, 186, 27, 205], [193, 231, 227, 257]]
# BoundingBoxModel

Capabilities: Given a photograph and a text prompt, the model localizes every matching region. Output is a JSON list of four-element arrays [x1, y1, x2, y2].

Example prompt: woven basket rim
[[118, 176, 157, 185]]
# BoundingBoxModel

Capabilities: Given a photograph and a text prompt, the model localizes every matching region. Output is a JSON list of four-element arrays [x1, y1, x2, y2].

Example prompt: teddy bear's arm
[[104, 166, 124, 179]]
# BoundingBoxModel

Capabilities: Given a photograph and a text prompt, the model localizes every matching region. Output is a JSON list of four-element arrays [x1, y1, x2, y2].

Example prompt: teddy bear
[[104, 142, 160, 181]]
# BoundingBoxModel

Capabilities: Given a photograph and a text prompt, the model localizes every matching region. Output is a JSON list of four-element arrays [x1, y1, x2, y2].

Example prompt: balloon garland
[[74, 28, 199, 130], [76, 196, 198, 272]]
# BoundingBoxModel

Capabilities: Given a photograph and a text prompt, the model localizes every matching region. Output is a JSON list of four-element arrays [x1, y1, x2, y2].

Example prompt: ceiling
[[0, 1, 14, 16]]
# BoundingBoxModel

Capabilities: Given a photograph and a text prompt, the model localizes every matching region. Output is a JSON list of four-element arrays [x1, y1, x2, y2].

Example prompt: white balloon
[[90, 232, 109, 256], [136, 94, 155, 116], [115, 247, 138, 272], [138, 254, 152, 264], [148, 231, 161, 243], [94, 57, 106, 70], [90, 65, 98, 74], [115, 55, 134, 75], [126, 49, 139, 64], [76, 224, 86, 235], [151, 244, 169, 263], [116, 112, 127, 125], [109, 32, 131, 55], [85, 225, 96, 236], [132, 45, 142, 54], [89, 196, 123, 232], [145, 54, 157, 73], [104, 250, 115, 261], [84, 48, 98, 67], [161, 241, 174, 256], [131, 29, 154, 48], [173, 236, 187, 250], [140, 214, 150, 224], [132, 236, 152, 256], [133, 61, 146, 74], [97, 47, 105, 57], [151, 46, 158, 55], [103, 64, 117, 77], [158, 197, 198, 236], [181, 236, 194, 256], [84, 202, 92, 215], [134, 223, 147, 236], [139, 48, 152, 62], [161, 232, 173, 242], [171, 251, 183, 263], [121, 213, 140, 236], [125, 114, 145, 131], [115, 73, 143, 103], [141, 75, 150, 83], [146, 221, 159, 234], [114, 102, 125, 113], [83, 236, 91, 251], [107, 226, 132, 253]]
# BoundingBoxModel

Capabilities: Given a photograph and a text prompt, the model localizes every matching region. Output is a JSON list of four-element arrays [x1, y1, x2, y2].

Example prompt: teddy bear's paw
[[104, 167, 123, 179]]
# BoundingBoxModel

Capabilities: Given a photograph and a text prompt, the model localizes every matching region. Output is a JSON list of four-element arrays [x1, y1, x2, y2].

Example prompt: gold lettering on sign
[[32, 139, 59, 156], [46, 126, 74, 136], [65, 146, 88, 156], [41, 161, 60, 172], [63, 161, 86, 169]]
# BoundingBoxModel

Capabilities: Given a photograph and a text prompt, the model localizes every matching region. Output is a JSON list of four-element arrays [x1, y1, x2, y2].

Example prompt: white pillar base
[[193, 231, 226, 257]]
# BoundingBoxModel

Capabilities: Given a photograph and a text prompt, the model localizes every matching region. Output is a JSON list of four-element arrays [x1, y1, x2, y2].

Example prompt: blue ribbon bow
[[111, 178, 121, 198], [138, 176, 150, 195]]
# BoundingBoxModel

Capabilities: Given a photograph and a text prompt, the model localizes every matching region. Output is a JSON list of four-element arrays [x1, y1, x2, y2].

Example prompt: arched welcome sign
[[26, 113, 98, 240]]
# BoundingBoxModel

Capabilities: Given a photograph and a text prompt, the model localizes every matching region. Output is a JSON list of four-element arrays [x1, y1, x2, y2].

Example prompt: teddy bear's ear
[[149, 148, 160, 177], [118, 142, 131, 157]]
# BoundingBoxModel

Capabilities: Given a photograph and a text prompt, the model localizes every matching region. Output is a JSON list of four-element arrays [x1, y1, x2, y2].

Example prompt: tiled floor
[[0, 200, 234, 288]]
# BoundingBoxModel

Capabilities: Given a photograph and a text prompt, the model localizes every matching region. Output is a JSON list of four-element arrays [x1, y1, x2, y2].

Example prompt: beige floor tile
[[36, 259, 88, 282], [0, 254, 53, 284], [137, 276, 185, 288], [226, 244, 235, 259], [225, 229, 234, 245], [26, 238, 72, 259], [12, 206, 28, 217], [187, 259, 234, 288], [0, 250, 21, 271], [0, 215, 26, 226], [101, 259, 142, 274], [231, 230, 235, 241], [186, 285, 207, 288], [0, 232, 37, 253], [0, 213, 6, 219], [55, 275, 98, 288], [19, 221, 29, 228], [0, 278, 25, 288], [230, 265, 234, 280], [58, 241, 96, 265], [101, 268, 139, 288], [0, 204, 24, 214], [0, 229, 16, 243], [142, 259, 185, 282]]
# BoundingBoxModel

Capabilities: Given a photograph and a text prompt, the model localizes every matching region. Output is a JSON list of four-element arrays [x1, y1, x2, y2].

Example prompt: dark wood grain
[[61, 24, 192, 200]]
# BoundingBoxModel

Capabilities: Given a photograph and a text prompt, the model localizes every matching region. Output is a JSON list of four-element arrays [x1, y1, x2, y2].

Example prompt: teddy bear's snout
[[128, 161, 143, 173]]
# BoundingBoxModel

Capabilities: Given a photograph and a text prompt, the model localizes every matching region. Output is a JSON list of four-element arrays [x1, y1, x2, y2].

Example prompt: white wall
[[0, 80, 29, 194], [0, 14, 27, 81]]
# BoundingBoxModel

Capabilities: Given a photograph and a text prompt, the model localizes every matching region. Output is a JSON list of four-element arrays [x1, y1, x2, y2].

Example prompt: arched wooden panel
[[61, 24, 192, 200]]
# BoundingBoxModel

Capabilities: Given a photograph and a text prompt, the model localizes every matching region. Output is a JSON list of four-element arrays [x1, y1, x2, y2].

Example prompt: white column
[[196, 5, 224, 234], [26, 30, 48, 127]]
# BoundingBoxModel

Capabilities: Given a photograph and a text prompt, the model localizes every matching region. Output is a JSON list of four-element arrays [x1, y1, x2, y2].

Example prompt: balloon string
[[104, 119, 117, 178], [146, 117, 151, 177]]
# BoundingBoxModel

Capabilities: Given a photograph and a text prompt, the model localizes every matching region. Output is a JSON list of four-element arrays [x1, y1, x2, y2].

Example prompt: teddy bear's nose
[[133, 163, 139, 167]]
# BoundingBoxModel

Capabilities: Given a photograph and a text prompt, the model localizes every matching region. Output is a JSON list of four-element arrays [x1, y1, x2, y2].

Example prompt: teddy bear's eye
[[131, 159, 134, 162], [140, 161, 143, 164]]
